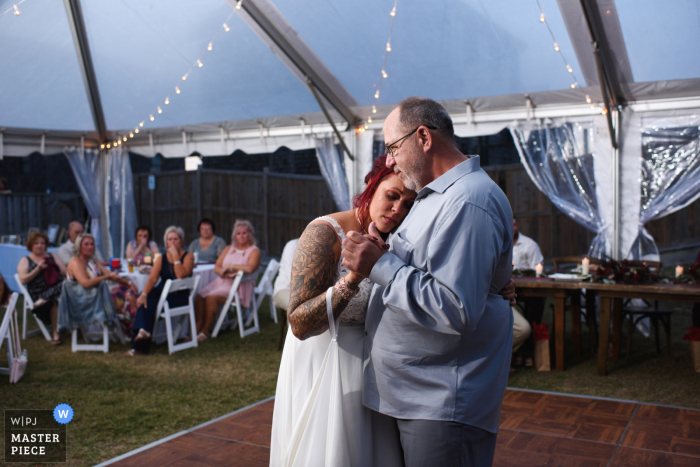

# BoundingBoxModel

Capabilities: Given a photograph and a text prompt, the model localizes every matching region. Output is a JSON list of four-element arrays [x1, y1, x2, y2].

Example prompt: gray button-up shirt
[[364, 156, 513, 433]]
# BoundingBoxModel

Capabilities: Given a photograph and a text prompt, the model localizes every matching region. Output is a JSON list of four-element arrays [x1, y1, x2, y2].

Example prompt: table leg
[[598, 297, 611, 375], [612, 298, 622, 359], [571, 292, 581, 358], [554, 296, 565, 371]]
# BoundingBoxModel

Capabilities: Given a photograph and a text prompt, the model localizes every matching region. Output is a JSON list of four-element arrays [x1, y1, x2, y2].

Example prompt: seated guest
[[188, 217, 226, 263], [125, 225, 160, 265], [58, 221, 104, 266], [193, 219, 261, 341], [126, 226, 194, 356], [512, 217, 545, 367], [272, 238, 298, 313], [65, 233, 139, 337], [17, 232, 67, 345]]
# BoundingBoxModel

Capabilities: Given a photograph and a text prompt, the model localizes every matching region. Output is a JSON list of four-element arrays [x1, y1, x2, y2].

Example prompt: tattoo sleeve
[[287, 222, 355, 340]]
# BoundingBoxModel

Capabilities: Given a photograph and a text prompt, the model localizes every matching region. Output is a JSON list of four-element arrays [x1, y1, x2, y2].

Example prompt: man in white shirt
[[512, 218, 544, 367], [57, 221, 104, 265]]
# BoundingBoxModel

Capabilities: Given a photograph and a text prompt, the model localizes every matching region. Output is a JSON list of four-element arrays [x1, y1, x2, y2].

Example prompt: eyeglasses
[[385, 125, 436, 157]]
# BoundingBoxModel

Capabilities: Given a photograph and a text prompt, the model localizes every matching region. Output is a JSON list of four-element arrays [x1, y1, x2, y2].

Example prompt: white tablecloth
[[119, 263, 217, 294], [0, 244, 60, 288]]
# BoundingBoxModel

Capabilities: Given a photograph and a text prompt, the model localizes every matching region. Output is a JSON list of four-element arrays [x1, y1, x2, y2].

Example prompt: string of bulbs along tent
[[535, 0, 600, 112], [0, 1, 26, 18], [359, 0, 398, 133], [101, 2, 243, 150]]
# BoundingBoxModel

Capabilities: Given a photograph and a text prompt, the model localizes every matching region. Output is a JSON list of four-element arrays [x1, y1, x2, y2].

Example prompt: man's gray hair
[[163, 225, 185, 246], [397, 97, 455, 145]]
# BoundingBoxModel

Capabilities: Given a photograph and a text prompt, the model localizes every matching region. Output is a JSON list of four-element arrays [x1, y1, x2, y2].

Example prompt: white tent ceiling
[[1, 0, 700, 157]]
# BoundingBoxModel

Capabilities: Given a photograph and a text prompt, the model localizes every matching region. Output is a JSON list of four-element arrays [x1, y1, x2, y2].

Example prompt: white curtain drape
[[107, 147, 138, 258], [315, 136, 350, 211], [510, 120, 611, 258], [628, 113, 700, 259], [64, 148, 107, 258]]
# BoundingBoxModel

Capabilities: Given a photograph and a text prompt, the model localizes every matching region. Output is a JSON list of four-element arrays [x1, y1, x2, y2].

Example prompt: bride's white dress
[[270, 217, 403, 467]]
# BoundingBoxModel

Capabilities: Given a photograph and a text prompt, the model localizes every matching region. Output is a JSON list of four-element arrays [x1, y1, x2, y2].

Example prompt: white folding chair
[[152, 277, 200, 355], [1, 293, 20, 377], [254, 259, 280, 323], [211, 269, 262, 338], [14, 274, 52, 341], [71, 323, 109, 353]]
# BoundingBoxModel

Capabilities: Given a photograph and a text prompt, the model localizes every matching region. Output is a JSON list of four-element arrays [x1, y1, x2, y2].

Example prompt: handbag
[[42, 255, 61, 286], [9, 309, 28, 384]]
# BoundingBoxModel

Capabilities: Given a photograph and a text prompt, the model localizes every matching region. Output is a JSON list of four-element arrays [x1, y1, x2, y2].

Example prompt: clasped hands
[[342, 222, 517, 305]]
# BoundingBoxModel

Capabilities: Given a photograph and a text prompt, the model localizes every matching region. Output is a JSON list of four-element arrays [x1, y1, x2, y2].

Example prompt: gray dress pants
[[395, 418, 497, 467]]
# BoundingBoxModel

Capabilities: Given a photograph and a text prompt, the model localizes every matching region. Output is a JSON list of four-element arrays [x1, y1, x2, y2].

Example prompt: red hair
[[352, 154, 394, 228]]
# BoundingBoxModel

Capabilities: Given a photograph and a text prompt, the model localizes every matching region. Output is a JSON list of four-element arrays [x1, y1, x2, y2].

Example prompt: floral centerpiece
[[590, 260, 660, 285]]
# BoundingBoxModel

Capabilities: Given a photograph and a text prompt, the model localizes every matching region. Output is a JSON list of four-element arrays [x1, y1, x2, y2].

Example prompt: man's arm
[[369, 203, 509, 335]]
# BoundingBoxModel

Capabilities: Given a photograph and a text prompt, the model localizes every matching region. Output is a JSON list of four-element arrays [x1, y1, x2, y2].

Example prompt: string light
[[100, 144, 105, 149], [0, 0, 25, 18], [586, 95, 592, 104], [566, 65, 573, 73], [13, 4, 20, 15], [236, 0, 242, 9], [570, 82, 578, 89], [539, 12, 545, 22], [123, 136, 127, 142], [106, 144, 111, 149], [129, 11, 234, 133], [129, 132, 134, 138], [554, 42, 559, 51], [366, 0, 398, 123]]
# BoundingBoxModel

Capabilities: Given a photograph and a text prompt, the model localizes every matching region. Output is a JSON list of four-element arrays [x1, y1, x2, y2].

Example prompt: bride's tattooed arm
[[288, 222, 354, 340]]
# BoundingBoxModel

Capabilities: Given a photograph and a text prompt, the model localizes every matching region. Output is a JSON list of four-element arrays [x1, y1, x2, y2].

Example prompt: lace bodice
[[314, 216, 372, 326]]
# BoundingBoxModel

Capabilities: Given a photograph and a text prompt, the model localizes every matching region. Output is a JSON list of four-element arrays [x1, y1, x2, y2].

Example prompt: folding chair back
[[212, 269, 262, 338], [13, 274, 51, 341], [153, 276, 200, 354], [255, 259, 280, 323], [1, 293, 19, 376]]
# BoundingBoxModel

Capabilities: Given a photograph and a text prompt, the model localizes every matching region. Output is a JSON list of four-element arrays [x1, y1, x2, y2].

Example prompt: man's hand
[[500, 278, 517, 306], [341, 222, 388, 278]]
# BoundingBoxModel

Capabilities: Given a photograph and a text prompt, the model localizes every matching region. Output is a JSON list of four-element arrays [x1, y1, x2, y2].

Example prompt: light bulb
[[197, 59, 203, 68], [208, 42, 213, 51], [223, 23, 230, 32], [382, 70, 388, 78], [139, 121, 144, 127], [165, 97, 169, 105], [390, 7, 396, 16], [364, 123, 369, 129], [13, 5, 20, 15], [135, 128, 139, 134], [100, 144, 105, 149], [123, 136, 127, 142], [590, 105, 595, 110], [175, 86, 180, 94], [372, 105, 377, 114], [236, 0, 242, 9], [375, 91, 379, 99], [586, 95, 591, 104], [539, 13, 545, 22], [602, 108, 608, 115], [130, 133, 134, 138], [368, 117, 372, 123], [570, 82, 578, 89], [554, 42, 559, 51], [386, 42, 391, 52], [157, 106, 162, 114], [182, 74, 188, 81], [107, 144, 111, 148], [150, 114, 154, 121], [566, 65, 573, 73]]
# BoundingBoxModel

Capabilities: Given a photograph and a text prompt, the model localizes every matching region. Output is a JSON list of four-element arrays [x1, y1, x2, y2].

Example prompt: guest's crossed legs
[[195, 294, 227, 336]]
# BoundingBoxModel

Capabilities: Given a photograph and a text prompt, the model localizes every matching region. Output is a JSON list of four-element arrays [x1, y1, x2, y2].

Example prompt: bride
[[270, 155, 515, 466], [270, 155, 411, 466]]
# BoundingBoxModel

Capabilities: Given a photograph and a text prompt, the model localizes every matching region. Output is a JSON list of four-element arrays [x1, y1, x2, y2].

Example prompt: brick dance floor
[[100, 389, 700, 466]]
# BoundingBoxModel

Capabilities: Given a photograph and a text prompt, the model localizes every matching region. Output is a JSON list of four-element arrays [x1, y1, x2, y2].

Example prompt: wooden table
[[584, 282, 700, 375], [514, 278, 583, 371]]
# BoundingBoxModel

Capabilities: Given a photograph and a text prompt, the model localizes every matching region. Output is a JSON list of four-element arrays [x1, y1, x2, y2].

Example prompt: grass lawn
[[2, 297, 699, 466]]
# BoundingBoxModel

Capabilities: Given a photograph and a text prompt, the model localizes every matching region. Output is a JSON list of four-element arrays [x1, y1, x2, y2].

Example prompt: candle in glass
[[582, 257, 590, 276], [676, 265, 684, 278], [535, 263, 544, 277]]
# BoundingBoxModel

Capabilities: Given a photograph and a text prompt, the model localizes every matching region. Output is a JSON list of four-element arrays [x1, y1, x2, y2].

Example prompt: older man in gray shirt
[[343, 97, 513, 466]]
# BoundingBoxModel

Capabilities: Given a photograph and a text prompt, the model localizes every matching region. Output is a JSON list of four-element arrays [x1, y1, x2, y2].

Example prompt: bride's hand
[[344, 271, 363, 286]]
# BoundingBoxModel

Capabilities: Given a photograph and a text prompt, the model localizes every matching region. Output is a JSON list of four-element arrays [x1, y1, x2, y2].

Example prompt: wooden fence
[[133, 168, 336, 256], [0, 193, 85, 240]]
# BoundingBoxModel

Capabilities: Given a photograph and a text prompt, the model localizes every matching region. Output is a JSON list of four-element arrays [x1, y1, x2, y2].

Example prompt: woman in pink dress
[[193, 219, 261, 341]]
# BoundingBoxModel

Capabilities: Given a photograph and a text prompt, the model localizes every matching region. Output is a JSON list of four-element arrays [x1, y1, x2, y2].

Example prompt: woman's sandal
[[134, 329, 151, 342], [124, 349, 141, 357], [50, 338, 61, 346], [197, 332, 208, 342]]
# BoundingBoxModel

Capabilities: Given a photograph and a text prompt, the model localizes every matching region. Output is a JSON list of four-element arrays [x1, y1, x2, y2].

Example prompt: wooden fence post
[[263, 166, 270, 252]]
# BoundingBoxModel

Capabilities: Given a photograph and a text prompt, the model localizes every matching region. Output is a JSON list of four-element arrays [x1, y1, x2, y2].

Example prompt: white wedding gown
[[270, 217, 404, 467]]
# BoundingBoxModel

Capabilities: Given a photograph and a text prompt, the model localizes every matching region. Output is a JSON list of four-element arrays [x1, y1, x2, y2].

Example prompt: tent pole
[[308, 79, 355, 161], [63, 0, 107, 143], [121, 149, 126, 259]]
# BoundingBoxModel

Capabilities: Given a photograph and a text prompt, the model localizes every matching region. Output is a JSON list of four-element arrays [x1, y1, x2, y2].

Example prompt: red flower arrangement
[[533, 322, 549, 341]]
